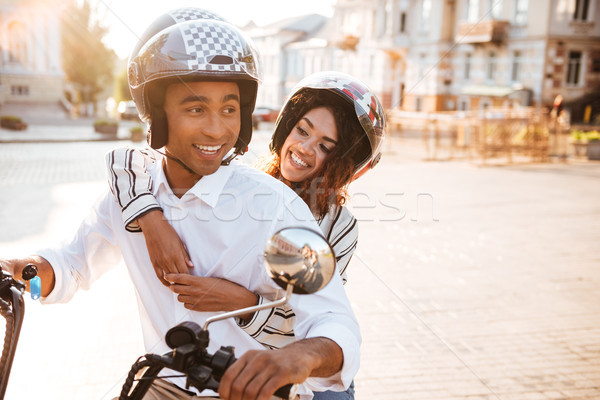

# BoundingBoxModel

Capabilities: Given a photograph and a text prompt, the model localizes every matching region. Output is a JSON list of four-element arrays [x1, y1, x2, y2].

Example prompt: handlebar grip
[[274, 383, 298, 399]]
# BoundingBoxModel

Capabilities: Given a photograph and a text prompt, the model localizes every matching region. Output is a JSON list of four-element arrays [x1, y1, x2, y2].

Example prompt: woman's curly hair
[[258, 88, 371, 220]]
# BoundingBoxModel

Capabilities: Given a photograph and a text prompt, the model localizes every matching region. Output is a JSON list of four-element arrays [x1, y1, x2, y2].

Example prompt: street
[[0, 126, 599, 399]]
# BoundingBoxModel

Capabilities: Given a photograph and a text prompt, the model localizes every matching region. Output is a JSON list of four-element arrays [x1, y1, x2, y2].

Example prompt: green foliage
[[114, 67, 132, 103], [61, 0, 116, 103], [1, 115, 27, 130], [93, 119, 118, 127], [1, 115, 24, 123], [570, 130, 600, 143], [129, 125, 144, 133]]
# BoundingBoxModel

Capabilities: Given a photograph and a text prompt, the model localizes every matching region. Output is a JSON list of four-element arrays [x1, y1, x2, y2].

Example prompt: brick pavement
[[0, 128, 599, 399]]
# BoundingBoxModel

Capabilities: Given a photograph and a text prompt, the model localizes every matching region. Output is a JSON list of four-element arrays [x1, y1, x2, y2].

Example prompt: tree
[[61, 0, 116, 105]]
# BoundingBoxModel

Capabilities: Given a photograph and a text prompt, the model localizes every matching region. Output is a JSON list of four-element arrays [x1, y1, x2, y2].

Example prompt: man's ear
[[149, 107, 169, 149]]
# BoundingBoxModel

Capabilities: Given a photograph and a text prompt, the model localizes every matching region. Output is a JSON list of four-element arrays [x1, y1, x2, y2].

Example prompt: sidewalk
[[0, 119, 139, 143], [1, 129, 599, 399]]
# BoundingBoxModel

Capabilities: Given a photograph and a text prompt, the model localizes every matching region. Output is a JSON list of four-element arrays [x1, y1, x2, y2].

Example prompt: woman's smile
[[280, 107, 338, 183]]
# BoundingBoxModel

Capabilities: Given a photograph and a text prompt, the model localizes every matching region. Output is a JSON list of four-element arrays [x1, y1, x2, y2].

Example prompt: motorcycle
[[0, 227, 336, 400]]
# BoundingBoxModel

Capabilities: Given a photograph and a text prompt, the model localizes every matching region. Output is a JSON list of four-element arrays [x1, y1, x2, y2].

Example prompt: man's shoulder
[[229, 162, 291, 194]]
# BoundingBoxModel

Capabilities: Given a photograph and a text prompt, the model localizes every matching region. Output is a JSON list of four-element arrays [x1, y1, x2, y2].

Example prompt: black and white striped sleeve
[[237, 295, 297, 349], [235, 207, 359, 350], [324, 206, 358, 285], [105, 147, 161, 232]]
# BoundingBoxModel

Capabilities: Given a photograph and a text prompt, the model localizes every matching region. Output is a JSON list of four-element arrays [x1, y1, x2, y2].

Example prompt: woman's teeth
[[291, 152, 308, 167], [193, 144, 221, 154]]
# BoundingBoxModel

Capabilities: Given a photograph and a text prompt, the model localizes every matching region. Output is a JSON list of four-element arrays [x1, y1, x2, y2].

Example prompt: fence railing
[[387, 108, 568, 164]]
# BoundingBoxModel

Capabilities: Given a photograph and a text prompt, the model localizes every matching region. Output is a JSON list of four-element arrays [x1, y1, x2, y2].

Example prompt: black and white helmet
[[128, 8, 227, 65], [128, 17, 261, 152]]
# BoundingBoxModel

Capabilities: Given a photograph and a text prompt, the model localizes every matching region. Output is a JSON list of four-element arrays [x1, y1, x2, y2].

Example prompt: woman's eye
[[319, 144, 333, 153], [297, 127, 308, 136]]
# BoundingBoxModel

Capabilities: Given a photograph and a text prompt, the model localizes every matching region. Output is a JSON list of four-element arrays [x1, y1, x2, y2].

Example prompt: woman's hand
[[166, 273, 258, 322], [137, 210, 193, 286]]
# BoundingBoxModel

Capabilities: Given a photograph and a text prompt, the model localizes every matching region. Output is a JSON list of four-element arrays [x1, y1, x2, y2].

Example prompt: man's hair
[[260, 89, 370, 220]]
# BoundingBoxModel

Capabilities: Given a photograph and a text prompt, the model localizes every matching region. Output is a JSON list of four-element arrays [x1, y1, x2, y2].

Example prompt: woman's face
[[279, 107, 339, 183]]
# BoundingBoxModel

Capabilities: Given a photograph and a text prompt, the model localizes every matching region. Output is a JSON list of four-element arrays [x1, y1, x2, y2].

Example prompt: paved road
[[0, 128, 599, 399]]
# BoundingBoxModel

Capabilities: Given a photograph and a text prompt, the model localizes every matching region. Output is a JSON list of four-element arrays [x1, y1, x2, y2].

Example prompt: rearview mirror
[[264, 227, 335, 294]]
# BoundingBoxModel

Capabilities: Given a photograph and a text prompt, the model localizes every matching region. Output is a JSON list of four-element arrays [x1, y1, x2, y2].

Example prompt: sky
[[97, 0, 337, 59]]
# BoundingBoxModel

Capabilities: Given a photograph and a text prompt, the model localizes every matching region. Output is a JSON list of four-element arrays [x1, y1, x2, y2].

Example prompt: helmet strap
[[221, 147, 242, 166]]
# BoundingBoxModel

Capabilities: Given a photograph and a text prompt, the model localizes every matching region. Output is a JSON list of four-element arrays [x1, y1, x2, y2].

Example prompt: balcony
[[456, 20, 510, 44]]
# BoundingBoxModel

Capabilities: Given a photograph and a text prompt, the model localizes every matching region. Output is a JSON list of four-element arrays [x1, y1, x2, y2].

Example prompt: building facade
[[0, 0, 64, 106], [249, 0, 600, 114]]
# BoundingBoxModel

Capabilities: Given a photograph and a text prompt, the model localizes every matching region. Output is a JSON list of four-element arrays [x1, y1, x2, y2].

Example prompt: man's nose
[[202, 111, 229, 139]]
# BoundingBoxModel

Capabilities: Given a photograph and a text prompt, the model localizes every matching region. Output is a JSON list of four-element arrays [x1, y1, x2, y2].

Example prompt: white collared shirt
[[38, 159, 360, 397]]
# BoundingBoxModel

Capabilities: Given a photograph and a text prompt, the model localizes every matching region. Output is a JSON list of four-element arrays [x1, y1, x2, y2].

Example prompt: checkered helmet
[[272, 71, 386, 179], [128, 8, 227, 65], [128, 19, 261, 151]]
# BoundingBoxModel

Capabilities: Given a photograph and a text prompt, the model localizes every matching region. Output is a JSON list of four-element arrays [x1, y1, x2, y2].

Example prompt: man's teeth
[[193, 144, 221, 153], [291, 152, 308, 167]]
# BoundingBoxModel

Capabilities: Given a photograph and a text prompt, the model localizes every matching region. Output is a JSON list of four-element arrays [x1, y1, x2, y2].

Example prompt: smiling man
[[1, 17, 361, 400], [161, 81, 242, 190]]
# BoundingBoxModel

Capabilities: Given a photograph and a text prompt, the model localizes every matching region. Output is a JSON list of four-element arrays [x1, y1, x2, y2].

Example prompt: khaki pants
[[116, 378, 218, 399]]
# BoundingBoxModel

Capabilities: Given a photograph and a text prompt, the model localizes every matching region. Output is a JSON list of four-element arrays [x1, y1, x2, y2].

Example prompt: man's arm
[[218, 337, 343, 400], [0, 256, 56, 297]]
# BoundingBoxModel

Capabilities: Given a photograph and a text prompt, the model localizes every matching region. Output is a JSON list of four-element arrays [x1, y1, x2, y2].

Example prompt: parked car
[[252, 106, 280, 128], [117, 101, 140, 121]]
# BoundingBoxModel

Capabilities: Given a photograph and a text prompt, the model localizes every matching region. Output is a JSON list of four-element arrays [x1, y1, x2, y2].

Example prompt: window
[[489, 0, 503, 19], [421, 0, 432, 32], [487, 51, 497, 81], [400, 12, 406, 33], [11, 85, 29, 95], [372, 10, 377, 35], [465, 53, 472, 80], [592, 53, 600, 73], [467, 0, 479, 22], [511, 50, 522, 82], [514, 0, 528, 24], [7, 21, 27, 65], [566, 51, 582, 85], [573, 0, 590, 21], [419, 53, 426, 79]]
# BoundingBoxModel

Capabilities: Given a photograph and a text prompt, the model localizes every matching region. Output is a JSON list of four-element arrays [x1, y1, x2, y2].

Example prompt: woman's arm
[[105, 147, 161, 232], [326, 206, 358, 285], [238, 207, 359, 349]]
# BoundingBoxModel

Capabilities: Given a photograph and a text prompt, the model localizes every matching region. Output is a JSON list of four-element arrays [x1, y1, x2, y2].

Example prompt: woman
[[107, 71, 385, 399]]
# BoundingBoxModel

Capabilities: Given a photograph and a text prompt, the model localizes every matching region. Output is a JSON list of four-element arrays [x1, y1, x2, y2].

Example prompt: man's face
[[163, 81, 241, 178]]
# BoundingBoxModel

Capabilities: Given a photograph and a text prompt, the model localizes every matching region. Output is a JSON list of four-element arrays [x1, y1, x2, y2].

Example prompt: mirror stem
[[203, 284, 294, 331]]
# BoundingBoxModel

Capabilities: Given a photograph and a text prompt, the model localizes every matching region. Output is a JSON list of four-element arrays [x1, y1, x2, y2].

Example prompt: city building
[[248, 0, 600, 115], [0, 0, 64, 108]]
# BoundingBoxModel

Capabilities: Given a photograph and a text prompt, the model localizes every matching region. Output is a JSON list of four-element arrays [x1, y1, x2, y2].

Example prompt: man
[[0, 19, 359, 399]]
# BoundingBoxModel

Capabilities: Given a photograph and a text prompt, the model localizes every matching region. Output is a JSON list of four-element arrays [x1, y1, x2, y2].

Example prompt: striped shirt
[[105, 146, 359, 349]]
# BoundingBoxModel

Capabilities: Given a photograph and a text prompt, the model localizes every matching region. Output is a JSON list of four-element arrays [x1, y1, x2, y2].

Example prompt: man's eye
[[223, 106, 237, 114], [189, 107, 204, 113]]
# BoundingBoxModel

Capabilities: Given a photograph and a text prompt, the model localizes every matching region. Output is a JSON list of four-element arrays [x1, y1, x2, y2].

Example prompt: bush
[[0, 115, 28, 130], [570, 129, 600, 143], [93, 119, 118, 134], [130, 125, 146, 142]]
